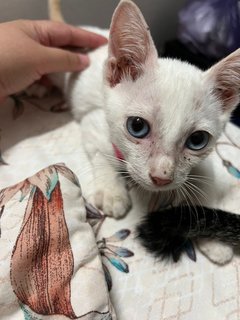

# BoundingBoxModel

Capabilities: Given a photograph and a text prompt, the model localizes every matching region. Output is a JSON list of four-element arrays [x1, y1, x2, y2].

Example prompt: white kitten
[[47, 0, 240, 264], [59, 0, 239, 215]]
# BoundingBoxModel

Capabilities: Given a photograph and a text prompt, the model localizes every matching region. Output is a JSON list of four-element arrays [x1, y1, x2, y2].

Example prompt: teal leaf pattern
[[184, 239, 196, 262], [20, 303, 42, 320], [98, 228, 133, 289], [54, 163, 80, 188], [85, 201, 103, 220], [216, 129, 240, 180], [223, 160, 240, 179], [102, 263, 112, 291], [28, 167, 59, 200], [19, 183, 31, 202], [85, 200, 106, 235], [107, 244, 134, 258], [0, 182, 24, 208], [103, 252, 129, 273], [105, 229, 131, 242], [0, 164, 81, 213]]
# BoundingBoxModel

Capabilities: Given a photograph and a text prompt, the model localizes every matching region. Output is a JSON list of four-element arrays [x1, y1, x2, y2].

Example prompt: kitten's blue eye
[[126, 117, 150, 138], [186, 131, 210, 151]]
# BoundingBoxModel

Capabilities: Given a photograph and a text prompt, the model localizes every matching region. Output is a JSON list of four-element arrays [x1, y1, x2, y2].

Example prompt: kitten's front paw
[[93, 184, 131, 219], [198, 239, 233, 265]]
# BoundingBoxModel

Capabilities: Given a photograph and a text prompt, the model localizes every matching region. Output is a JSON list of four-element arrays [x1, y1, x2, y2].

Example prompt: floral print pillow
[[0, 163, 116, 320]]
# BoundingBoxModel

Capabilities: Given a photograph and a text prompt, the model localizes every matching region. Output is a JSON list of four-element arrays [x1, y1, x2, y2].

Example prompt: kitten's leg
[[81, 109, 131, 218], [91, 152, 131, 218], [198, 239, 233, 265]]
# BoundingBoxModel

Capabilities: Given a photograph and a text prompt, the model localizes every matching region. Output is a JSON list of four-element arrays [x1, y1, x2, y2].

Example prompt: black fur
[[136, 206, 240, 262]]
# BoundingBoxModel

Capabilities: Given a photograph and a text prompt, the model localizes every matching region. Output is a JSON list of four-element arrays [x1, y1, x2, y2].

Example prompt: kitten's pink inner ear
[[206, 49, 240, 112], [106, 0, 157, 87], [214, 87, 238, 112]]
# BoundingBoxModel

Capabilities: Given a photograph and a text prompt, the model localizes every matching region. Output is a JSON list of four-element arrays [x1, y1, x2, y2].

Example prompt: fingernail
[[78, 54, 90, 69], [99, 36, 108, 45]]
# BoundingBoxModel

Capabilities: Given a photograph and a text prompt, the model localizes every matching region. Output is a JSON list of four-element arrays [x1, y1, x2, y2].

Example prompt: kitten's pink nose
[[149, 175, 172, 187]]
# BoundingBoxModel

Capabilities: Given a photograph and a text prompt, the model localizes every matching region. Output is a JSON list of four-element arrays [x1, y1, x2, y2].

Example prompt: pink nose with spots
[[149, 175, 172, 187]]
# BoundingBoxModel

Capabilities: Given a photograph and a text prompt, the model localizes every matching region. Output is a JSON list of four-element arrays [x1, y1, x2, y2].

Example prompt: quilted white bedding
[[0, 93, 240, 320]]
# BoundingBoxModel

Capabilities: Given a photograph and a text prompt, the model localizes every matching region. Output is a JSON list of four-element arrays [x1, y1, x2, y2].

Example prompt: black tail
[[136, 206, 240, 262]]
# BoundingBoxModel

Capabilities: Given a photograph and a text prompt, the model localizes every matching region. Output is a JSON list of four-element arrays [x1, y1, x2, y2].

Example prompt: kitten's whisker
[[184, 181, 207, 212], [187, 174, 213, 184], [182, 184, 200, 234], [188, 179, 212, 185], [102, 153, 129, 166], [178, 185, 194, 236], [183, 180, 208, 235], [185, 181, 208, 203], [175, 189, 184, 231], [187, 177, 213, 188], [188, 174, 213, 180], [185, 183, 207, 201], [184, 181, 208, 234], [103, 155, 148, 189]]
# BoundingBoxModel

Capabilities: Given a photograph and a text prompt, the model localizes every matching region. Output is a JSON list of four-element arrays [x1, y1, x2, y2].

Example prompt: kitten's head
[[103, 0, 240, 192]]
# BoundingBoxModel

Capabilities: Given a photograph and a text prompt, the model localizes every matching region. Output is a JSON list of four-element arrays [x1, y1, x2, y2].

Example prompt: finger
[[40, 47, 90, 73], [34, 21, 108, 49], [0, 96, 6, 104]]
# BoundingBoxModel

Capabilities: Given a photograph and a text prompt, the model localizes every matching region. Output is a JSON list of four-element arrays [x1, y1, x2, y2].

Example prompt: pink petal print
[[11, 182, 76, 318], [28, 166, 59, 200], [54, 163, 80, 188], [0, 181, 24, 207], [19, 182, 31, 202]]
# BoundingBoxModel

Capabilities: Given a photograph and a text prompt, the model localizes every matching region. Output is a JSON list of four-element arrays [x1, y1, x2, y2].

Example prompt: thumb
[[41, 47, 90, 73]]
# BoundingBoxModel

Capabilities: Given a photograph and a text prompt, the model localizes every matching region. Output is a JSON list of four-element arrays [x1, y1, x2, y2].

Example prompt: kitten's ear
[[106, 0, 158, 87], [205, 49, 240, 113]]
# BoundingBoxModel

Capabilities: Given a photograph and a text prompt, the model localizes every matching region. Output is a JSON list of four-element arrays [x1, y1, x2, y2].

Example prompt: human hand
[[0, 20, 107, 99]]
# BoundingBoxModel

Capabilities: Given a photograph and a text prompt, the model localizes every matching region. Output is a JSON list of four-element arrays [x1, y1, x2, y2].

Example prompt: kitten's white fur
[[198, 239, 234, 265], [63, 1, 237, 210], [45, 0, 240, 264]]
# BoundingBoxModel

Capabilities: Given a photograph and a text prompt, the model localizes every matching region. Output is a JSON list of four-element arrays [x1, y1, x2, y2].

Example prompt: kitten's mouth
[[121, 171, 177, 192], [143, 182, 176, 192], [119, 163, 183, 192]]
